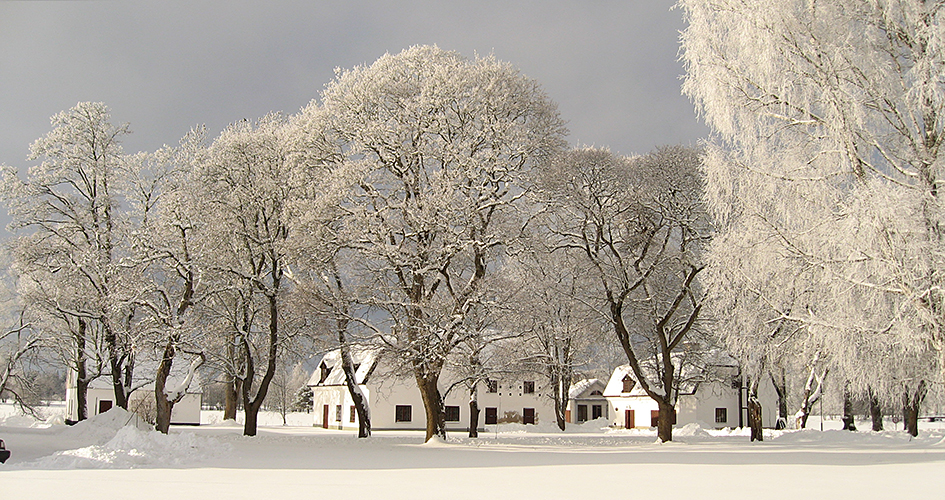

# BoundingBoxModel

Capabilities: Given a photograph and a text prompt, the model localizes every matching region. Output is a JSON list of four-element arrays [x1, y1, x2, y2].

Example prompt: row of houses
[[63, 348, 778, 431], [307, 349, 779, 431]]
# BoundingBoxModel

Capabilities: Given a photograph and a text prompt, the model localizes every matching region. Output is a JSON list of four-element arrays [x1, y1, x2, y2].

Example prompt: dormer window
[[622, 375, 635, 393], [319, 362, 332, 384]]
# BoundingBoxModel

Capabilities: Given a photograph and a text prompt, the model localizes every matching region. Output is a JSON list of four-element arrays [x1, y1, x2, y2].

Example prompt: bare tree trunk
[[748, 398, 763, 442], [797, 365, 826, 429], [74, 318, 90, 422], [656, 399, 675, 443], [468, 389, 480, 438], [842, 384, 856, 431], [223, 327, 242, 421], [241, 290, 280, 437], [770, 368, 788, 430], [417, 373, 446, 441], [338, 332, 371, 438], [104, 321, 131, 410], [868, 387, 883, 432], [550, 366, 567, 431], [748, 377, 763, 442], [902, 380, 928, 438], [154, 341, 175, 434]]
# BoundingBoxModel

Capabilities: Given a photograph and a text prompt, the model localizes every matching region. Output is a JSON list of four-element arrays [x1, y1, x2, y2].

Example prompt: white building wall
[[313, 374, 555, 431], [608, 395, 660, 428]]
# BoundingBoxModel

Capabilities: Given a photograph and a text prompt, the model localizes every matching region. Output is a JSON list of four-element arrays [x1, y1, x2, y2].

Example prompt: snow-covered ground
[[1, 403, 943, 499]]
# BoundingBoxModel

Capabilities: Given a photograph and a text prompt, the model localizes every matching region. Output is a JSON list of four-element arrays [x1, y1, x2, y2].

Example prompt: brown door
[[485, 407, 498, 425], [98, 400, 113, 414], [322, 404, 329, 429], [523, 408, 535, 425], [625, 409, 634, 429], [651, 410, 660, 427]]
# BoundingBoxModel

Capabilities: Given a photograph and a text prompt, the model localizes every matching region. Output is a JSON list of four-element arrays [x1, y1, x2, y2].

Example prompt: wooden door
[[322, 404, 329, 429], [98, 400, 113, 414], [625, 409, 634, 429]]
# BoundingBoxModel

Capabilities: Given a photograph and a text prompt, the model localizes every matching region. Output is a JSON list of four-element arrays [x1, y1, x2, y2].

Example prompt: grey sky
[[1, 1, 706, 174]]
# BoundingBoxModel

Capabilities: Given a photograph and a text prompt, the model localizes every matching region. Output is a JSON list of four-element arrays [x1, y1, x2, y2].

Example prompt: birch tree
[[313, 45, 566, 442], [680, 0, 945, 435]]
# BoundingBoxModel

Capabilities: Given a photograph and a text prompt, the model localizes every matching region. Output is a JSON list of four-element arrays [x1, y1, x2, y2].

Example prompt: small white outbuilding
[[603, 364, 779, 429]]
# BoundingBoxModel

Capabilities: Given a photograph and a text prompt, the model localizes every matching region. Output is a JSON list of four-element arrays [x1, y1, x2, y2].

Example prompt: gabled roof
[[603, 365, 650, 397], [307, 347, 379, 387], [568, 378, 606, 400]]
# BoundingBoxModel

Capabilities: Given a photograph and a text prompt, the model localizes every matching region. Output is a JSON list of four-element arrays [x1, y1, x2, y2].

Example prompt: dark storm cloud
[[0, 0, 706, 173]]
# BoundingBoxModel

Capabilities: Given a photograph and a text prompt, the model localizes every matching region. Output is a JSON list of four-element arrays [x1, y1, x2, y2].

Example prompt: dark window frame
[[445, 405, 461, 422], [395, 405, 412, 423], [715, 407, 728, 424]]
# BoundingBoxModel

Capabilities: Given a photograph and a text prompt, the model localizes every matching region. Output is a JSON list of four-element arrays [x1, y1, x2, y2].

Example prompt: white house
[[65, 365, 202, 426], [308, 348, 555, 431], [604, 364, 779, 429], [566, 378, 608, 423]]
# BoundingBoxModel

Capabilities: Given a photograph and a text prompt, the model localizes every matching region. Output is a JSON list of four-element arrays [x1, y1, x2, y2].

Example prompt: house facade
[[65, 367, 202, 426], [604, 365, 779, 429], [308, 349, 555, 431], [566, 378, 608, 424]]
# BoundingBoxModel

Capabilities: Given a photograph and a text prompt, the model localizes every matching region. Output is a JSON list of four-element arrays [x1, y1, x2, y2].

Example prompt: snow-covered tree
[[312, 45, 566, 442], [198, 113, 309, 436], [123, 130, 209, 434], [1, 102, 137, 413], [537, 145, 710, 442], [504, 246, 601, 431], [680, 0, 945, 435]]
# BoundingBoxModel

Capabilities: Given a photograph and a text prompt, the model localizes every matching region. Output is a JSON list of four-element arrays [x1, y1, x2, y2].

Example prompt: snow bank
[[674, 423, 711, 437], [11, 407, 231, 470]]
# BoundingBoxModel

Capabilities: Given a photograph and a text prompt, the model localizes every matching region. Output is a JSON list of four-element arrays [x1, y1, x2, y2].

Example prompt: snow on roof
[[307, 347, 379, 387], [568, 379, 605, 400], [85, 357, 204, 393], [602, 365, 661, 397]]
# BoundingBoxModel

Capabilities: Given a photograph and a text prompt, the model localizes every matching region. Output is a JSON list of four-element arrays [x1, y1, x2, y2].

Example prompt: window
[[622, 375, 635, 393], [590, 390, 603, 396], [318, 362, 332, 384], [523, 408, 536, 425], [486, 379, 498, 393], [336, 405, 343, 421], [485, 407, 498, 425], [577, 404, 588, 422], [523, 381, 535, 394], [395, 405, 412, 422], [592, 404, 603, 420], [350, 405, 357, 423], [445, 405, 460, 422], [715, 407, 728, 424], [98, 400, 113, 414]]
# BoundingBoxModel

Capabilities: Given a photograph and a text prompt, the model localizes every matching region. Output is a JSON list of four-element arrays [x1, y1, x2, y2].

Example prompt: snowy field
[[1, 403, 944, 499]]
